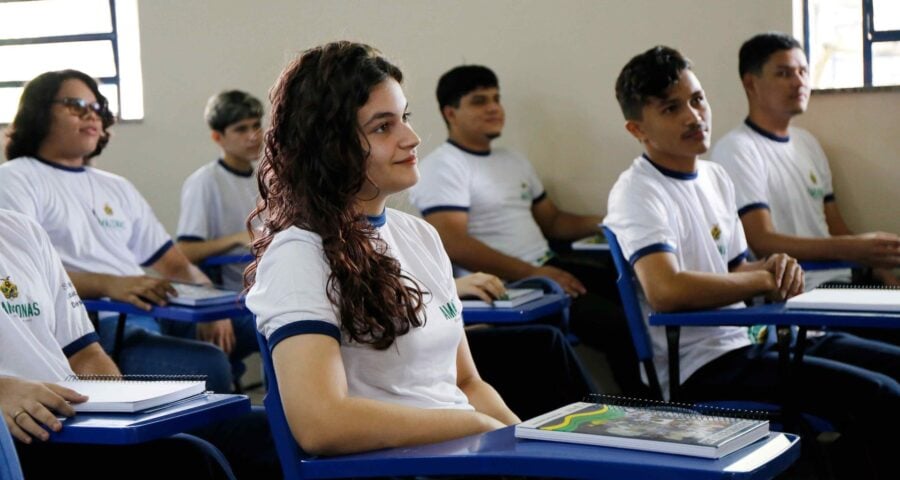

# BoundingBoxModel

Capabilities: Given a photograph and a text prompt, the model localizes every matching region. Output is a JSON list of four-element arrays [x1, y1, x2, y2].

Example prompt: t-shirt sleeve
[[802, 131, 835, 199], [720, 169, 750, 268], [410, 149, 472, 215], [245, 232, 341, 351], [521, 153, 546, 202], [176, 171, 213, 241], [711, 136, 769, 216], [604, 176, 677, 265], [121, 179, 174, 266]]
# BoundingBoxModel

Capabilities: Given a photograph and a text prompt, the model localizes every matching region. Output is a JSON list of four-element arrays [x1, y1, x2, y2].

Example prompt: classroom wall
[[5, 0, 897, 235]]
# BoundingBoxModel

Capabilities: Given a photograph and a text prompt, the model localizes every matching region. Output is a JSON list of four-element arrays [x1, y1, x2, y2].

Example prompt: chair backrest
[[0, 408, 25, 480], [602, 226, 664, 399], [255, 332, 309, 479]]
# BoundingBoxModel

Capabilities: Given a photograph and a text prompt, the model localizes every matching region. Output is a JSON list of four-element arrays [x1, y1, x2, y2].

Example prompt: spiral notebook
[[515, 395, 769, 458], [785, 285, 900, 313], [57, 375, 207, 413], [167, 283, 240, 307]]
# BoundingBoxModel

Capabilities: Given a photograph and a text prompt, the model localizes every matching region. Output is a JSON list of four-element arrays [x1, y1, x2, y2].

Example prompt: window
[[0, 0, 143, 123], [802, 0, 900, 89]]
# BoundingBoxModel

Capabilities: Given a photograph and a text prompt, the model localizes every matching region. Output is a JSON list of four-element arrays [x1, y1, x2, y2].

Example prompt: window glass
[[0, 0, 112, 40], [0, 41, 117, 83], [872, 41, 900, 86], [806, 0, 862, 89], [873, 0, 900, 31]]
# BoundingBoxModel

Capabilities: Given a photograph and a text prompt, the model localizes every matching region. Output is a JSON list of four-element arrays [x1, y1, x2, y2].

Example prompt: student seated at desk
[[0, 70, 244, 392], [605, 45, 900, 478], [0, 208, 278, 479]]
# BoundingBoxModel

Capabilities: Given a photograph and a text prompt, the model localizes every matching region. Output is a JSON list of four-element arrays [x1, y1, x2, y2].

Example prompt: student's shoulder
[[386, 208, 433, 233], [787, 126, 823, 149], [712, 124, 758, 155], [183, 160, 220, 184], [421, 142, 468, 167], [266, 226, 324, 255], [0, 156, 41, 176], [0, 208, 50, 246]]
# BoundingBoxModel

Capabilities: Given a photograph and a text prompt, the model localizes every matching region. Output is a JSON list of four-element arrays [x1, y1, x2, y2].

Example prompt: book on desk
[[57, 375, 207, 413], [461, 288, 543, 308], [167, 282, 240, 307], [572, 233, 610, 251], [786, 285, 900, 313], [515, 395, 769, 459]]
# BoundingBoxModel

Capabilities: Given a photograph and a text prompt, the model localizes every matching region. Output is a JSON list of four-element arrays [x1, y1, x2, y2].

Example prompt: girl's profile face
[[356, 78, 421, 202], [41, 79, 104, 163]]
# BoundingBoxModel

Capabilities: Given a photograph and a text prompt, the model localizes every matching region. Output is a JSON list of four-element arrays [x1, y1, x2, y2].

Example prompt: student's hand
[[106, 275, 177, 311], [455, 272, 506, 303], [0, 376, 87, 443], [762, 253, 804, 301], [197, 319, 236, 354], [847, 232, 900, 268], [531, 266, 587, 297], [873, 267, 900, 287], [229, 230, 252, 248]]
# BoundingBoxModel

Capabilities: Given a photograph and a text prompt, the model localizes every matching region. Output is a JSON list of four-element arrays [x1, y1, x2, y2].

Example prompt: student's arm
[[177, 231, 250, 264], [632, 251, 803, 312], [740, 208, 900, 268], [824, 202, 900, 284], [531, 197, 603, 241], [272, 334, 506, 456], [67, 271, 176, 311], [424, 211, 586, 296], [68, 343, 120, 376], [0, 376, 86, 443], [455, 333, 520, 425]]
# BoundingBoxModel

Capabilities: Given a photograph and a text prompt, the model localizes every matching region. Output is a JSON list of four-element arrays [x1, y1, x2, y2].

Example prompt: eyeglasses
[[53, 97, 107, 118]]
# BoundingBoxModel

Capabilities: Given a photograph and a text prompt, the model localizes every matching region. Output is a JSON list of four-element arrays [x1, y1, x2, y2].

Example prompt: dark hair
[[245, 41, 424, 350], [739, 32, 803, 77], [5, 69, 115, 161], [615, 46, 692, 121], [204, 90, 264, 132], [436, 65, 498, 117]]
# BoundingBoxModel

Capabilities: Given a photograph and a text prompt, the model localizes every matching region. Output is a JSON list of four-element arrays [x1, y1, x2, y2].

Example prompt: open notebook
[[785, 286, 900, 313], [167, 283, 240, 307], [58, 375, 207, 413]]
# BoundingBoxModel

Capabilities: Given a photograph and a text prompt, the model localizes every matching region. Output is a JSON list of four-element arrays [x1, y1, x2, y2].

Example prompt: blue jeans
[[97, 316, 233, 393], [158, 314, 258, 386]]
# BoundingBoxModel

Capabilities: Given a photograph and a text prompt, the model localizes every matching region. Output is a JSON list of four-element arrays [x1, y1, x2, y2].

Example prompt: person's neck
[[644, 147, 697, 175], [221, 153, 254, 174], [747, 107, 792, 138], [35, 146, 85, 169], [447, 132, 491, 154], [356, 197, 388, 218]]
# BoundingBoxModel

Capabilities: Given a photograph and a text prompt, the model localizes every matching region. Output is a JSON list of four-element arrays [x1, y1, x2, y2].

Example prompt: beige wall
[[7, 1, 897, 234]]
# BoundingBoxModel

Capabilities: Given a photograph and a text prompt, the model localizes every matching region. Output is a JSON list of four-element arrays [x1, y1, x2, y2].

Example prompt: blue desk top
[[649, 303, 900, 329], [49, 394, 249, 445], [83, 298, 249, 322], [301, 426, 799, 480], [200, 254, 254, 268], [461, 294, 569, 324]]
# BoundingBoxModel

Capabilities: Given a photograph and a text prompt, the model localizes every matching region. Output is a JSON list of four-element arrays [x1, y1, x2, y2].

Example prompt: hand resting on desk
[[0, 376, 86, 443]]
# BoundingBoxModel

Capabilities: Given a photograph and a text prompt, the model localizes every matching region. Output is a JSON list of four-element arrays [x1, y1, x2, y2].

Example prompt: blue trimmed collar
[[217, 158, 254, 177], [642, 153, 697, 180], [744, 118, 790, 143], [367, 210, 387, 228], [447, 139, 491, 157], [33, 155, 86, 172]]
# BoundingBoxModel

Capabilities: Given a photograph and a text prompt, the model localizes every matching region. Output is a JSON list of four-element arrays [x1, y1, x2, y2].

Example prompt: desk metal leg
[[112, 313, 127, 363], [666, 326, 680, 401]]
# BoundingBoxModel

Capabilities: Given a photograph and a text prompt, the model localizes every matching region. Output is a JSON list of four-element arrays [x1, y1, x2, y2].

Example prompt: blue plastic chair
[[0, 409, 25, 480]]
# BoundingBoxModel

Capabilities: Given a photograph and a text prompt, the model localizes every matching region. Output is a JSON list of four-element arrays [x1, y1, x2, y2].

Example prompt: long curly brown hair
[[245, 41, 425, 349]]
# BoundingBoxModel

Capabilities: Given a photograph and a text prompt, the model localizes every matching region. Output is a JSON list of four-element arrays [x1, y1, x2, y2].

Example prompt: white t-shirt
[[711, 121, 850, 287], [0, 157, 173, 276], [604, 155, 752, 399], [409, 141, 552, 267], [177, 159, 258, 290], [247, 208, 472, 410], [0, 209, 97, 382]]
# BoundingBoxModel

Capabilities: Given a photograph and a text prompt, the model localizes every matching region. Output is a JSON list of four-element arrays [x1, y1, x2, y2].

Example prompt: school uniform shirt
[[0, 157, 173, 276], [604, 155, 752, 399], [177, 159, 259, 291], [711, 120, 850, 287], [247, 208, 472, 410], [0, 209, 98, 382], [409, 141, 553, 269]]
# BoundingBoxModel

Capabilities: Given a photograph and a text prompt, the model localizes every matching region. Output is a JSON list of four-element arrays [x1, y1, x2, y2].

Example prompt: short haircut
[[204, 90, 263, 132], [739, 32, 803, 77], [615, 46, 692, 121], [436, 65, 498, 112]]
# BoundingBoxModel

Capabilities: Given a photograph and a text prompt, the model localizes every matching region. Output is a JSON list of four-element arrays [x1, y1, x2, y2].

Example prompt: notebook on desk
[[785, 285, 900, 313], [167, 282, 240, 307], [58, 375, 207, 413], [460, 288, 543, 308]]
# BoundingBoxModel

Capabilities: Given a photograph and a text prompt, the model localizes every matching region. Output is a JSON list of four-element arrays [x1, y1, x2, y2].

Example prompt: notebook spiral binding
[[818, 283, 900, 290], [585, 394, 772, 421], [65, 374, 207, 382]]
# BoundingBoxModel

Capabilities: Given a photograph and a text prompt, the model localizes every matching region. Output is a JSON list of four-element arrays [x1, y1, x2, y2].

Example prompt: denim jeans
[[158, 313, 259, 386]]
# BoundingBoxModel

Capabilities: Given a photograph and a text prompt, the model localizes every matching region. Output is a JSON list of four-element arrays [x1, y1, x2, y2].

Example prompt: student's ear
[[741, 73, 757, 98], [441, 105, 456, 126], [210, 130, 224, 147], [625, 120, 646, 144]]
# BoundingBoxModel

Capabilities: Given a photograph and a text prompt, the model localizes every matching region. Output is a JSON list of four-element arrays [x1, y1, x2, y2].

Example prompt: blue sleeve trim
[[824, 193, 836, 203], [628, 243, 676, 266], [728, 250, 749, 270], [62, 332, 101, 358], [268, 320, 341, 352], [176, 235, 206, 242], [420, 205, 469, 216], [140, 239, 175, 267], [737, 202, 770, 217], [531, 191, 547, 205]]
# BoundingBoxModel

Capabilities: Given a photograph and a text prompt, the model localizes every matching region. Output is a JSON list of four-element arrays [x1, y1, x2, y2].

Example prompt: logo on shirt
[[520, 181, 530, 201], [103, 203, 114, 215], [710, 224, 722, 241], [809, 172, 818, 185], [94, 200, 125, 229], [439, 300, 460, 320], [0, 276, 41, 319]]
